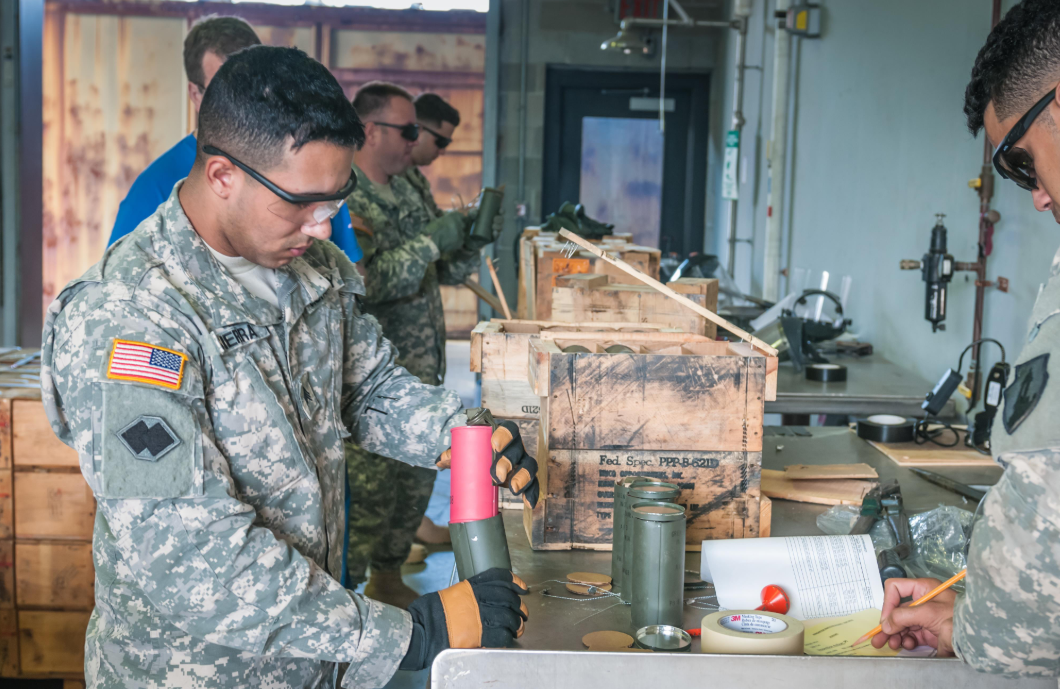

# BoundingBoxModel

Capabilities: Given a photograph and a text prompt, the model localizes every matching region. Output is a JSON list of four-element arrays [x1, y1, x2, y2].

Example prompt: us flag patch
[[107, 340, 187, 390]]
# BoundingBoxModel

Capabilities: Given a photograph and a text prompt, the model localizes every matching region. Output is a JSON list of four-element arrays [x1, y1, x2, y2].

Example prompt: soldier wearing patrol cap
[[41, 45, 537, 689], [870, 0, 1060, 675]]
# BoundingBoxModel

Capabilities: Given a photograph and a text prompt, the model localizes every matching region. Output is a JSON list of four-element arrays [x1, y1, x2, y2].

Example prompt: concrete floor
[[377, 339, 479, 689]]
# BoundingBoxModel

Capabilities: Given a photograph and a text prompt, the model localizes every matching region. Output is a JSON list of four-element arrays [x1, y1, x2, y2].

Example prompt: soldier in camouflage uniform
[[40, 47, 535, 689], [871, 0, 1060, 675], [344, 84, 499, 608]]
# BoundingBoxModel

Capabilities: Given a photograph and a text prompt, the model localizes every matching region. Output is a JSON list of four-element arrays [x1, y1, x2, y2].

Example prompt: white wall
[[716, 0, 1058, 399]]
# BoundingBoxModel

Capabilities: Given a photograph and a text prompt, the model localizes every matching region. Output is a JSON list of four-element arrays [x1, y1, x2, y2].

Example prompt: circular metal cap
[[631, 501, 686, 522]]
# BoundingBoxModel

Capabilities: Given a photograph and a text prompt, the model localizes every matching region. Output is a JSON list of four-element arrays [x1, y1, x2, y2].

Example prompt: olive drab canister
[[620, 482, 681, 603], [630, 502, 687, 630], [611, 476, 650, 594]]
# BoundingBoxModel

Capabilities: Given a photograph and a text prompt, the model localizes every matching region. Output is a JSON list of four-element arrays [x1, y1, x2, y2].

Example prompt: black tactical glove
[[426, 212, 467, 255], [399, 568, 529, 672], [489, 420, 540, 508]]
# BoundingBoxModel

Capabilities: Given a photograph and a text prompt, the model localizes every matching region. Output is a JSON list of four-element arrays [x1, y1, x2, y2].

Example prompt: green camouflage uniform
[[344, 164, 479, 583], [40, 186, 465, 688], [951, 242, 1060, 676]]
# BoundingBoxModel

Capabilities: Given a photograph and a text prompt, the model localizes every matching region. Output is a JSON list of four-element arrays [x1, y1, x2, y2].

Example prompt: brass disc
[[567, 571, 612, 586], [581, 631, 634, 650]]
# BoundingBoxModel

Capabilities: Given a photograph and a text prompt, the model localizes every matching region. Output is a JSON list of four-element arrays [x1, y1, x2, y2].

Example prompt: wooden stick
[[463, 278, 506, 315], [557, 229, 778, 356], [486, 258, 513, 320], [851, 569, 966, 647]]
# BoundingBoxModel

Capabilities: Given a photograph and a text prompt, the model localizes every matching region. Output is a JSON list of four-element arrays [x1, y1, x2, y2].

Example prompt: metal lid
[[631, 501, 686, 522], [628, 481, 680, 498], [615, 476, 650, 489], [634, 625, 692, 652]]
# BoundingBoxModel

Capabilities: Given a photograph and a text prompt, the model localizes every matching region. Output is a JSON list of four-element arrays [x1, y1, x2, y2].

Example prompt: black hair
[[414, 93, 460, 127], [183, 15, 260, 89], [965, 0, 1060, 135], [351, 81, 413, 120], [196, 46, 365, 170]]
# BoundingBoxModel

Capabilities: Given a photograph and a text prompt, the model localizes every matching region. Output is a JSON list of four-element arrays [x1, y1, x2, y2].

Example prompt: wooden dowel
[[557, 230, 778, 356], [487, 258, 513, 320], [463, 278, 506, 315]]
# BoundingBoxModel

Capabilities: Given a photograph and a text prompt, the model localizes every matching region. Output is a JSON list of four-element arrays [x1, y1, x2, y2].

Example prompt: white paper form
[[700, 535, 884, 621]]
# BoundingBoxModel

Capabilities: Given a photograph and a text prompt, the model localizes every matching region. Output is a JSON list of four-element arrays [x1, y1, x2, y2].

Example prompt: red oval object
[[755, 584, 790, 614]]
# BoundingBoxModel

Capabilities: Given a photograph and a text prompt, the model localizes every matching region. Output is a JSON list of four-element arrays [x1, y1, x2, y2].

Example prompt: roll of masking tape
[[699, 611, 804, 655]]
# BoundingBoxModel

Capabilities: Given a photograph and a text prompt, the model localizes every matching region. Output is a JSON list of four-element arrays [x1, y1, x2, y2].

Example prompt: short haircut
[[964, 0, 1060, 135], [197, 46, 365, 170], [183, 15, 260, 89], [414, 93, 461, 127], [351, 81, 413, 120]]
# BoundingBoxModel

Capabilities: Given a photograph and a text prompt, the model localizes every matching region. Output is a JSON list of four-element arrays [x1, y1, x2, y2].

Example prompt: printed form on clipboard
[[700, 535, 885, 621]]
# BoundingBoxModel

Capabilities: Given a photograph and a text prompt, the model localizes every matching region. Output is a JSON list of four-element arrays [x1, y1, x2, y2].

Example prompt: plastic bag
[[905, 505, 974, 584], [816, 504, 861, 535]]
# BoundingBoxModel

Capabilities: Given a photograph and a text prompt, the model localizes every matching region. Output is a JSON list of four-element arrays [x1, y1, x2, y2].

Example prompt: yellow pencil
[[852, 569, 967, 647]]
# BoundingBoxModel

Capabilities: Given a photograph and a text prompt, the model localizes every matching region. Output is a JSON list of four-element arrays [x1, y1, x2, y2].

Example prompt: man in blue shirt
[[107, 14, 362, 262]]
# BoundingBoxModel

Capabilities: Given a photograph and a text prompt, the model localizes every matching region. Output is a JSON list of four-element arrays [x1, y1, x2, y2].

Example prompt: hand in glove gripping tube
[[425, 211, 468, 255], [399, 568, 530, 672], [437, 408, 540, 508]]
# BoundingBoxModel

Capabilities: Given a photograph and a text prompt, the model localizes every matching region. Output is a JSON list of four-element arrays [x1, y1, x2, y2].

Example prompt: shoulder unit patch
[[107, 339, 187, 390]]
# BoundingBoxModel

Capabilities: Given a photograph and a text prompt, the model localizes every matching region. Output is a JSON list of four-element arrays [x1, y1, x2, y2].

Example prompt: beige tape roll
[[699, 611, 804, 655]]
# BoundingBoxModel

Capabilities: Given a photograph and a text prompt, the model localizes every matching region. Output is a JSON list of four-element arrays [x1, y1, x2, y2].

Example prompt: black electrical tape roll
[[805, 363, 848, 382], [856, 415, 916, 443]]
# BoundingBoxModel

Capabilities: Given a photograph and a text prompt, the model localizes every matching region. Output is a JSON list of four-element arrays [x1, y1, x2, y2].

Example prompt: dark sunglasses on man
[[203, 144, 357, 225], [992, 85, 1057, 191], [420, 123, 453, 150], [373, 121, 420, 142]]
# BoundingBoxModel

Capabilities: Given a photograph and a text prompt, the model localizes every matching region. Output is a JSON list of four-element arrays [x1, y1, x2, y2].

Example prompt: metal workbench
[[767, 354, 957, 418], [431, 428, 1050, 688]]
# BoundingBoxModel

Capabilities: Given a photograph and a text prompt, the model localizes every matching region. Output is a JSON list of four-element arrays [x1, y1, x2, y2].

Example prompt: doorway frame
[[541, 65, 711, 256]]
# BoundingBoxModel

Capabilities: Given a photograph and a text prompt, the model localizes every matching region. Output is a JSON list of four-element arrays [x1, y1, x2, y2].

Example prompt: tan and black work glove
[[437, 410, 540, 508], [399, 568, 529, 672]]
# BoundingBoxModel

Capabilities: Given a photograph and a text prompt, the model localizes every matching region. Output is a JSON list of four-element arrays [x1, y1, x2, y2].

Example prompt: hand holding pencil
[[854, 570, 965, 655]]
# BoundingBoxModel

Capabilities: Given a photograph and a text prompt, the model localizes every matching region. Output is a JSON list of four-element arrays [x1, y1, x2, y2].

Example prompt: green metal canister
[[620, 481, 681, 603], [610, 476, 650, 593], [450, 514, 512, 581], [468, 187, 504, 249], [630, 502, 686, 629]]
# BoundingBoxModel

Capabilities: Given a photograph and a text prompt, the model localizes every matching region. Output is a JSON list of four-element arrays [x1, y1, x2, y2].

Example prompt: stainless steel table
[[431, 428, 1047, 688], [768, 355, 957, 418]]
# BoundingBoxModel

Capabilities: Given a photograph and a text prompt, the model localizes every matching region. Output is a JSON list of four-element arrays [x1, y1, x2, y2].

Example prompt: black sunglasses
[[372, 121, 420, 142], [993, 86, 1057, 191], [203, 145, 356, 203], [420, 123, 452, 149]]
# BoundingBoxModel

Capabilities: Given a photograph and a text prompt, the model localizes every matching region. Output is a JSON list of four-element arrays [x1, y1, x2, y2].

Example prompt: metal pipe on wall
[[479, 0, 503, 320], [516, 0, 530, 222], [725, 0, 752, 277], [763, 0, 791, 301]]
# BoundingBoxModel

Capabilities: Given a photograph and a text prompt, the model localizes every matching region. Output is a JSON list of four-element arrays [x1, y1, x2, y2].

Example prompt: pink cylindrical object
[[449, 425, 498, 523]]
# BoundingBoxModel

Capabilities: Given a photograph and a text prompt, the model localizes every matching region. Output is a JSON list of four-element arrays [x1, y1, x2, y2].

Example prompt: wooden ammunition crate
[[551, 274, 720, 338], [471, 320, 689, 510], [523, 332, 776, 550], [516, 228, 661, 321], [0, 378, 95, 681], [470, 319, 683, 420]]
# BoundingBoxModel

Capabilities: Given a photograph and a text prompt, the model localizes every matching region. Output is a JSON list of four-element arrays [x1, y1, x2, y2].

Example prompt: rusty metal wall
[[42, 1, 486, 327]]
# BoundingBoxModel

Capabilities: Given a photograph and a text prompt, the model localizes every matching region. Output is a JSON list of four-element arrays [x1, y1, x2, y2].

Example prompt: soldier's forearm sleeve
[[340, 304, 464, 466], [952, 449, 1060, 677], [358, 232, 440, 304], [437, 243, 482, 286]]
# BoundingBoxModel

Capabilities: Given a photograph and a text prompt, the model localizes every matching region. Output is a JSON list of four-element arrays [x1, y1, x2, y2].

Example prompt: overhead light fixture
[[600, 25, 651, 55]]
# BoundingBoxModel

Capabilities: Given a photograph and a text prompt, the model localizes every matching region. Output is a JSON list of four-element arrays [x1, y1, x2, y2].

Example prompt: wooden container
[[551, 274, 720, 338], [14, 472, 95, 541], [0, 540, 12, 609], [15, 542, 94, 610], [12, 400, 78, 469], [18, 610, 91, 675], [516, 228, 660, 321], [470, 319, 682, 420], [0, 609, 17, 676], [523, 332, 775, 550]]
